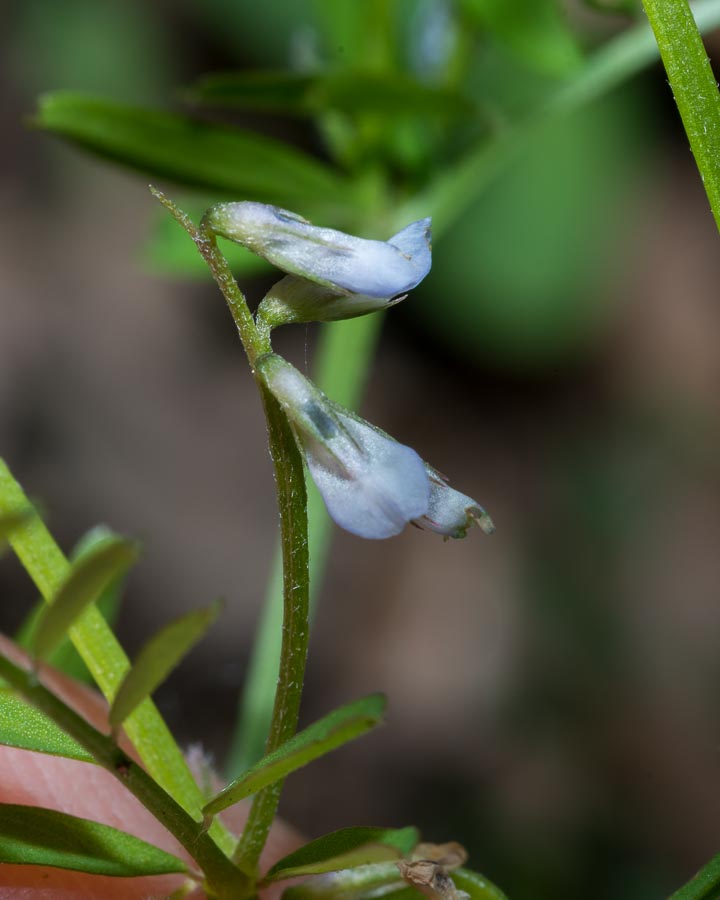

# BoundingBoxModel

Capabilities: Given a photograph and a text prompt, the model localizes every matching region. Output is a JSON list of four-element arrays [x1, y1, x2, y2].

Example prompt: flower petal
[[257, 353, 430, 540], [307, 414, 430, 540], [206, 202, 432, 298]]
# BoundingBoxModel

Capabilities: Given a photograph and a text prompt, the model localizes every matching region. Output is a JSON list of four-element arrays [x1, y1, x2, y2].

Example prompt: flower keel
[[414, 467, 495, 539]]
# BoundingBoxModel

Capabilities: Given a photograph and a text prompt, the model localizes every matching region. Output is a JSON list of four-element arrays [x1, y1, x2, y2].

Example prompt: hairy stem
[[641, 0, 720, 231], [151, 188, 269, 363], [156, 191, 311, 872], [0, 652, 249, 900], [227, 313, 382, 775], [231, 382, 310, 872], [669, 854, 720, 900]]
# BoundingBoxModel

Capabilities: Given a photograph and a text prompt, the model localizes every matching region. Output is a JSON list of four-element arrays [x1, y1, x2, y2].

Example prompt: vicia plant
[[0, 190, 500, 900], [9, 3, 720, 897]]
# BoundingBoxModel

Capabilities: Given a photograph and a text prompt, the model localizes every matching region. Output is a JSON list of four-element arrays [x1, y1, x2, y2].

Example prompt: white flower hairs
[[206, 201, 493, 540]]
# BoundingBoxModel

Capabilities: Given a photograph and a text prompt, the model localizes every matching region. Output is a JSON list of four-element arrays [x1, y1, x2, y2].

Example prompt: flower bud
[[413, 467, 495, 539], [257, 353, 430, 540], [206, 202, 432, 299]]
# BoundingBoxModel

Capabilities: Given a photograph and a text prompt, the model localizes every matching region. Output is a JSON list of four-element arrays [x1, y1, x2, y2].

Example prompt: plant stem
[[157, 192, 311, 872], [231, 382, 310, 872], [669, 854, 720, 900], [0, 459, 234, 857], [641, 0, 720, 231], [0, 651, 249, 900], [151, 188, 269, 363], [227, 313, 382, 776]]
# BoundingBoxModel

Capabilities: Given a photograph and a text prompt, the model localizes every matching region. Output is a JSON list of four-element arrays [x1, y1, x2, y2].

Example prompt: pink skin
[[0, 635, 304, 898]]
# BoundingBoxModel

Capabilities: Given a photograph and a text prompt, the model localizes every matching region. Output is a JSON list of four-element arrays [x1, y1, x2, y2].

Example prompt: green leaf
[[669, 853, 720, 899], [0, 459, 236, 856], [264, 826, 419, 882], [0, 803, 187, 876], [279, 861, 509, 900], [451, 867, 509, 900], [109, 600, 222, 728], [34, 92, 350, 211], [461, 0, 583, 77], [0, 509, 32, 542], [205, 694, 385, 816], [16, 526, 127, 684], [189, 70, 475, 120], [0, 689, 94, 763], [281, 863, 408, 900], [32, 536, 137, 661]]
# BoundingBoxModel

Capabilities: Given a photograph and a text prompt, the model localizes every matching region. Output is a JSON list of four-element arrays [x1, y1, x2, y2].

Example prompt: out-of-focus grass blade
[[109, 600, 222, 729], [33, 92, 350, 211], [263, 826, 419, 882], [0, 689, 94, 763], [0, 510, 32, 543], [32, 536, 137, 662], [189, 70, 475, 119], [205, 694, 385, 816], [669, 853, 720, 899], [0, 803, 187, 877], [16, 526, 127, 684]]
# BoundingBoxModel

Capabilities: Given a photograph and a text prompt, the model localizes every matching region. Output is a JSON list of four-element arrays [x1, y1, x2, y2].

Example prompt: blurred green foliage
[[418, 91, 647, 368], [29, 0, 657, 370], [11, 0, 175, 101]]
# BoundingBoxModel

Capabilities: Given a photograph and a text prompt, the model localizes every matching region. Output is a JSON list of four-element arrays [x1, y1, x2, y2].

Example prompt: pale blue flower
[[207, 202, 432, 299], [257, 353, 430, 539]]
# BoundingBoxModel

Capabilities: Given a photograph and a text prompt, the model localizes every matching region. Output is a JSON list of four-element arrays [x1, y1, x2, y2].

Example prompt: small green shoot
[[16, 525, 127, 683], [204, 694, 386, 817], [263, 826, 419, 883], [109, 599, 223, 729], [31, 536, 137, 662]]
